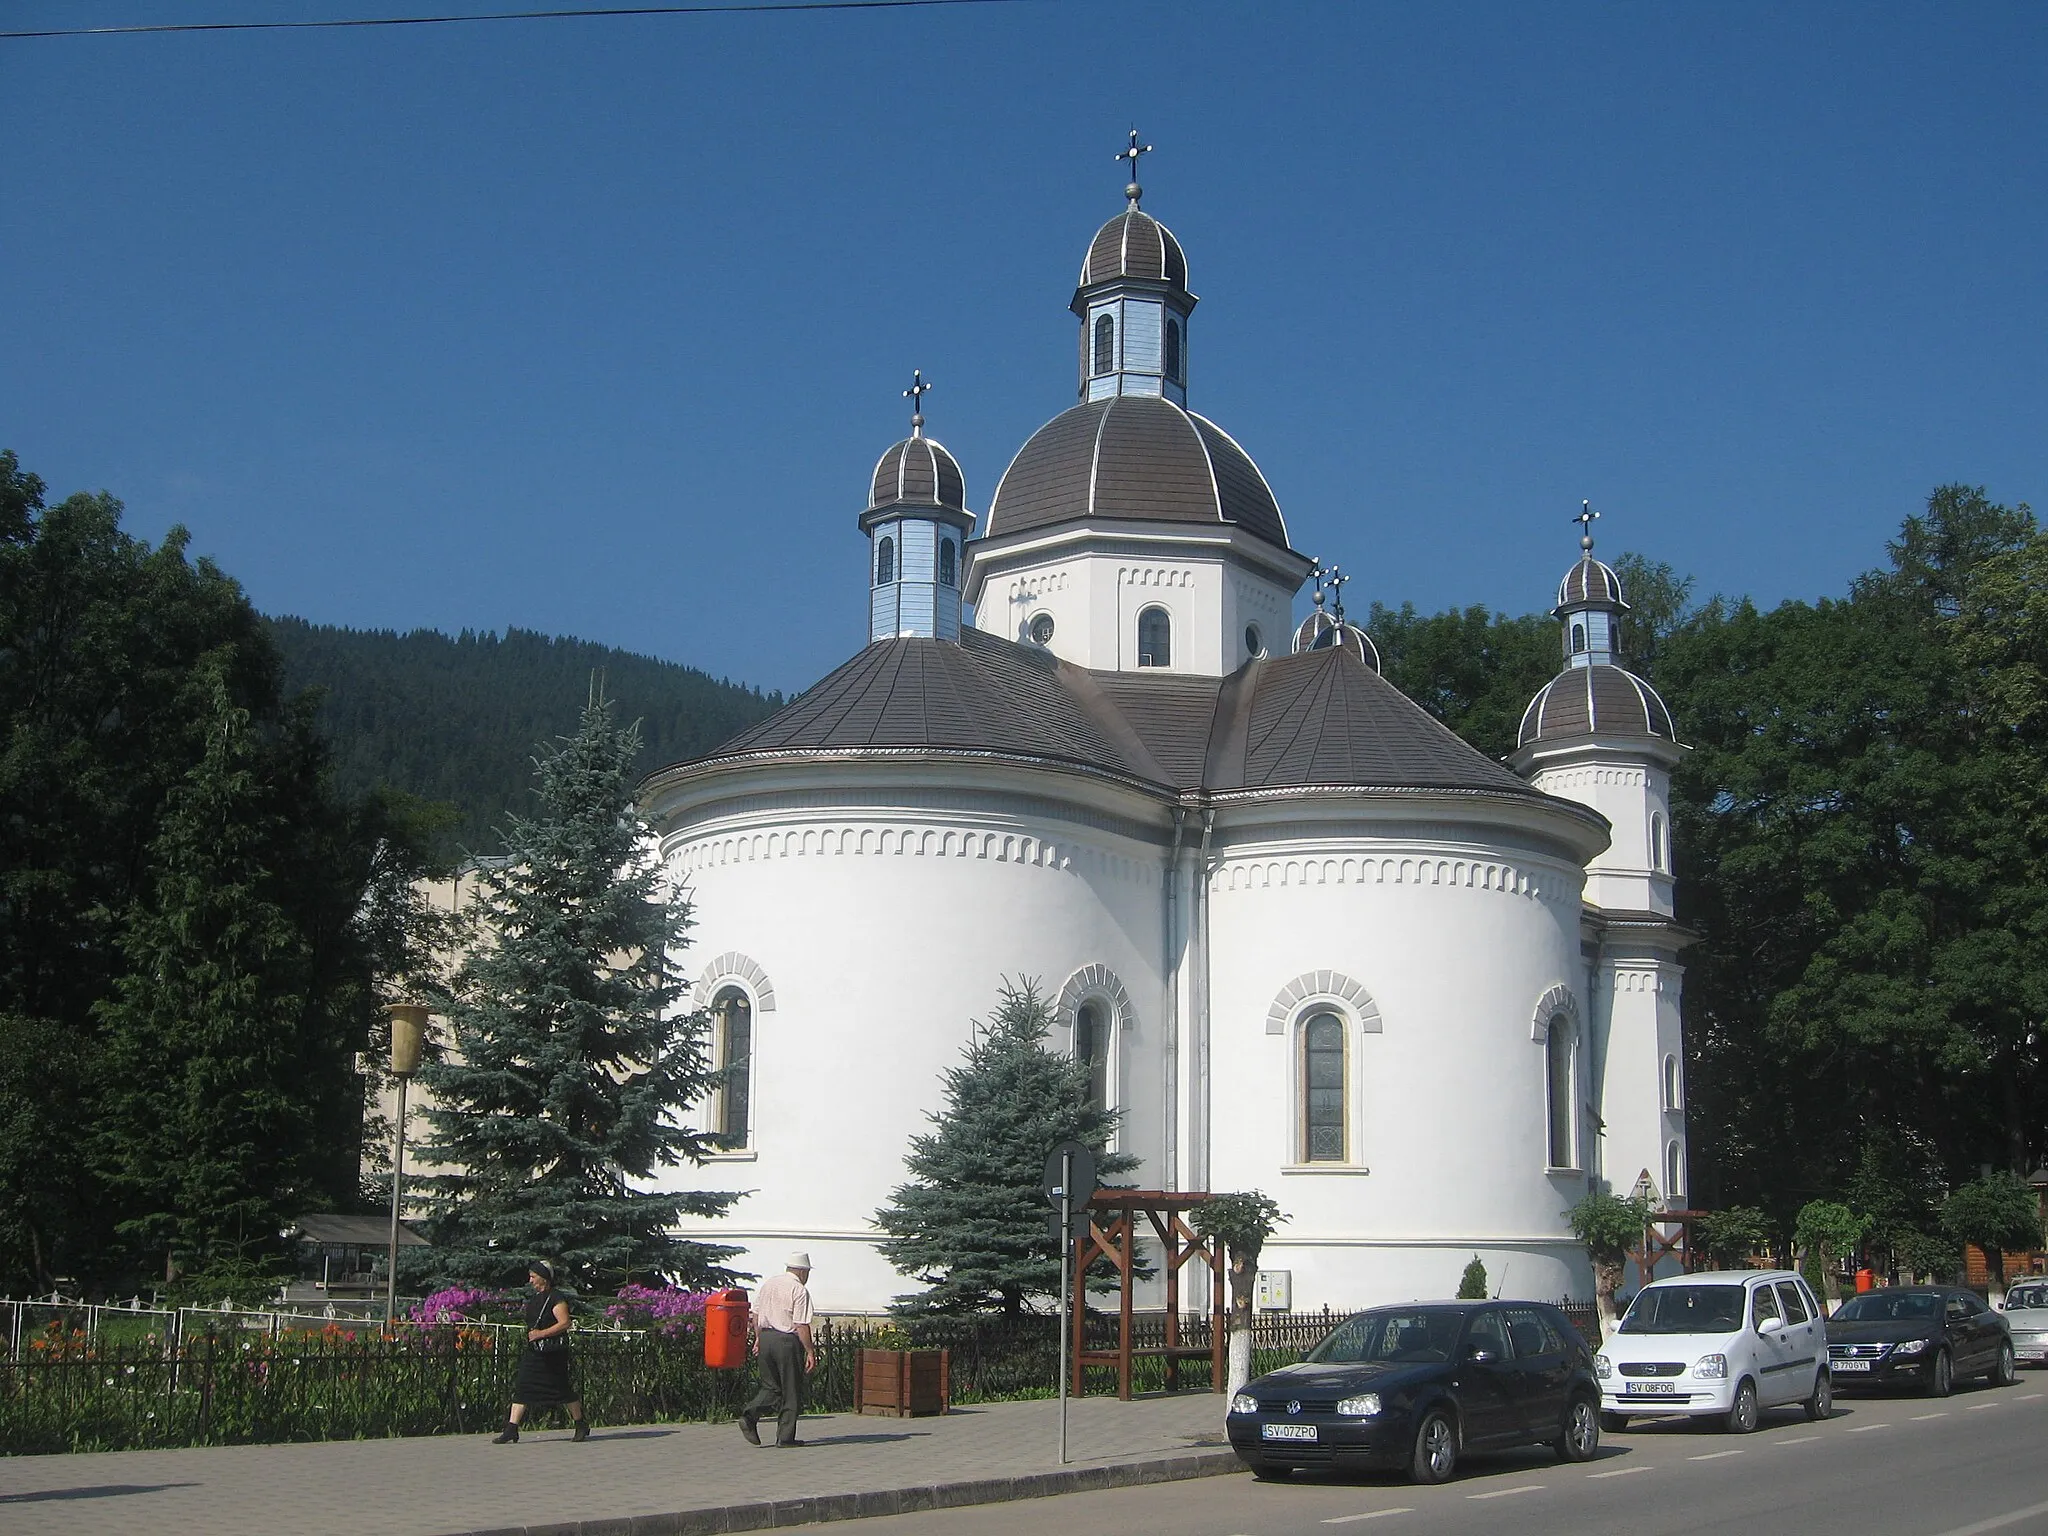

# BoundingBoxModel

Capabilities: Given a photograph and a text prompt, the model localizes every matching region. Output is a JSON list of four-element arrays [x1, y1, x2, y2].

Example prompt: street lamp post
[[384, 1004, 429, 1332]]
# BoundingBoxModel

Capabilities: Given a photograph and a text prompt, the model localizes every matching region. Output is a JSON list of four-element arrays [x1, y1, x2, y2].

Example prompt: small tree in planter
[[1941, 1174, 2042, 1301], [1456, 1256, 1489, 1300], [1794, 1200, 1868, 1305], [1191, 1191, 1287, 1401], [1567, 1190, 1650, 1329]]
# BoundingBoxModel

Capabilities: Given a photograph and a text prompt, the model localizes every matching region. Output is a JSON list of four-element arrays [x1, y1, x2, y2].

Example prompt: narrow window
[[712, 987, 752, 1150], [1570, 621, 1587, 654], [1650, 812, 1666, 872], [938, 538, 957, 588], [1663, 1053, 1681, 1112], [1093, 314, 1115, 375], [1665, 1140, 1685, 1200], [1546, 1015, 1574, 1167], [875, 535, 895, 587], [1164, 316, 1182, 382], [1137, 606, 1171, 668], [1301, 1012, 1346, 1162], [1074, 1001, 1108, 1113]]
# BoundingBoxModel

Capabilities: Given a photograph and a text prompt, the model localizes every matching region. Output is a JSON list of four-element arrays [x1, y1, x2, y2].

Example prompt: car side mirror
[[1466, 1346, 1498, 1364], [1757, 1316, 1786, 1336]]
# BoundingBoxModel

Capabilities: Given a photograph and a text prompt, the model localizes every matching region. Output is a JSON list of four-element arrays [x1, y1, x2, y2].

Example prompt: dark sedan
[[1226, 1301, 1601, 1485], [1826, 1286, 2016, 1396]]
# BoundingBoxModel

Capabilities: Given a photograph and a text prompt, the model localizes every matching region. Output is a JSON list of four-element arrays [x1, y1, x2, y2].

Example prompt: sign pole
[[1058, 1147, 1071, 1466]]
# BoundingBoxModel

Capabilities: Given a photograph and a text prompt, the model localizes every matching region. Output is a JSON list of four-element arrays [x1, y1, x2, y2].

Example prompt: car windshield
[[1834, 1293, 1941, 1323], [1618, 1284, 1745, 1334], [2005, 1285, 2048, 1311], [1306, 1308, 1465, 1365]]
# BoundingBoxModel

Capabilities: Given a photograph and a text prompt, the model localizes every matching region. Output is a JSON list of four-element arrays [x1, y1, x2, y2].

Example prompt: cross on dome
[[1574, 499, 1600, 552], [1116, 128, 1152, 207], [904, 369, 931, 436]]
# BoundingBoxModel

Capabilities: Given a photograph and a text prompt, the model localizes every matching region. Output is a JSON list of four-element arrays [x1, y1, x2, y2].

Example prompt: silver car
[[2000, 1280, 2048, 1368]]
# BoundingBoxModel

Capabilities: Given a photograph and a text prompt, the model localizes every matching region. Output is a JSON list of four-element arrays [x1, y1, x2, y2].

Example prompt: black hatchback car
[[1227, 1301, 1601, 1484], [1826, 1286, 2017, 1396]]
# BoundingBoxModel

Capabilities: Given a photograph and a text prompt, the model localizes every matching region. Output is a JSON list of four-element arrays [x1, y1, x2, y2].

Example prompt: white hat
[[787, 1251, 812, 1270]]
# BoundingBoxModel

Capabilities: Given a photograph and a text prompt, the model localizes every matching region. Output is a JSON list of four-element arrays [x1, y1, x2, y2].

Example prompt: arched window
[[1164, 316, 1182, 383], [1301, 1012, 1346, 1162], [938, 538, 957, 588], [1666, 1140, 1685, 1200], [1650, 812, 1667, 873], [1093, 314, 1116, 375], [712, 986, 752, 1150], [1570, 621, 1587, 654], [874, 535, 895, 587], [1137, 606, 1171, 667], [1663, 1053, 1682, 1112], [1074, 1000, 1109, 1113], [1545, 1014, 1574, 1167]]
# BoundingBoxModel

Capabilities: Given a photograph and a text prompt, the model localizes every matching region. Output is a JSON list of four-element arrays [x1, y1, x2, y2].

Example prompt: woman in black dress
[[493, 1261, 587, 1442]]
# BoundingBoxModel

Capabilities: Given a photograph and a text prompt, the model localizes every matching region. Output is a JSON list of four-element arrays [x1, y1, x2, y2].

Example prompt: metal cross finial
[[1327, 566, 1350, 623], [904, 369, 932, 436], [1116, 128, 1152, 206], [1574, 500, 1600, 552], [1309, 558, 1328, 610]]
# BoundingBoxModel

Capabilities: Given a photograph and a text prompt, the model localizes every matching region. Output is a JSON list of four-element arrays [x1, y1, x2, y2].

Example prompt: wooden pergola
[[1069, 1189, 1227, 1401], [1630, 1209, 1707, 1285]]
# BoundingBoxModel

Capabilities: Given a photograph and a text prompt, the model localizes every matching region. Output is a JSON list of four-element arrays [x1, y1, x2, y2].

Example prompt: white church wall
[[657, 799, 1170, 1312], [1527, 748, 1678, 916], [1595, 958, 1687, 1223], [1204, 837, 1596, 1310]]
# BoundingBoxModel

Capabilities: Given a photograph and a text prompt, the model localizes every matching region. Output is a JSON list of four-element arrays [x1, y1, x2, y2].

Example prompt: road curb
[[441, 1445, 1243, 1535]]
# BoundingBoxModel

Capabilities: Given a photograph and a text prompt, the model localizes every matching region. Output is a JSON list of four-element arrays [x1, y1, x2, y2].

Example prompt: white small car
[[1595, 1269, 1831, 1433], [2001, 1279, 2048, 1367]]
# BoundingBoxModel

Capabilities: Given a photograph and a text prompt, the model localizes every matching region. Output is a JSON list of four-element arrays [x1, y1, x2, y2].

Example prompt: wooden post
[[1117, 1208, 1134, 1401]]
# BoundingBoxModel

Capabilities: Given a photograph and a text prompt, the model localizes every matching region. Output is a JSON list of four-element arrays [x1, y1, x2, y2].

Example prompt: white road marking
[[1966, 1402, 2001, 1412], [1321, 1512, 1414, 1524], [1774, 1434, 1821, 1444], [1689, 1449, 1745, 1460], [1912, 1412, 1949, 1420], [1588, 1465, 1651, 1479], [1466, 1484, 1545, 1500], [1847, 1422, 1890, 1432], [1930, 1496, 2048, 1535], [2019, 1393, 2044, 1401]]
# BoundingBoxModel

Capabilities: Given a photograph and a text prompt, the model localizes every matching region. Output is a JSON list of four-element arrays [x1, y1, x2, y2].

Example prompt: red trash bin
[[704, 1288, 750, 1369]]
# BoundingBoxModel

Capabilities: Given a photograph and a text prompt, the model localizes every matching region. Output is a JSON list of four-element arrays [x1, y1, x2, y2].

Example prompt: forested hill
[[268, 618, 785, 856]]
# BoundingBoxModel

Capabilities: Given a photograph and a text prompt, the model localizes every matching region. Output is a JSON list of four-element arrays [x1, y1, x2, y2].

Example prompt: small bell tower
[[862, 371, 975, 643]]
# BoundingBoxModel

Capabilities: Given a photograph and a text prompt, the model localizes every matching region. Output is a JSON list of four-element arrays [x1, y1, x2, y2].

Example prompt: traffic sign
[[1042, 1140, 1097, 1211]]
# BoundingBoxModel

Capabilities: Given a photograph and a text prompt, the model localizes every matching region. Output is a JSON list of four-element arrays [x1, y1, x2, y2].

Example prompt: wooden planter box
[[853, 1347, 950, 1417]]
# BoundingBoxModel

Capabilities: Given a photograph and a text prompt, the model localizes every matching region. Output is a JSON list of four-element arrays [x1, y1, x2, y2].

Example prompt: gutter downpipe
[[1162, 808, 1189, 1191], [1191, 806, 1217, 1193]]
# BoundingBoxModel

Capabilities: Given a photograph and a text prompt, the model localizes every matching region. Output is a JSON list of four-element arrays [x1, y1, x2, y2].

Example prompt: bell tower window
[[1570, 621, 1586, 654], [1093, 314, 1116, 376], [875, 535, 895, 587], [1164, 316, 1182, 383], [1137, 606, 1171, 668], [938, 538, 957, 588]]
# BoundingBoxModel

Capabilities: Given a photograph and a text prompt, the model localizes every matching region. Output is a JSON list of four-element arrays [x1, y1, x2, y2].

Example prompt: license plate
[[1262, 1423, 1318, 1441], [1831, 1359, 1872, 1372], [1623, 1381, 1677, 1395], [2018, 1349, 2045, 1361]]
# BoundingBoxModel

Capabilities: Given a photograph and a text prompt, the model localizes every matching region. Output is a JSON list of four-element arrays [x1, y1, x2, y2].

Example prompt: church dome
[[984, 394, 1287, 549], [1518, 664, 1676, 748], [1556, 552, 1626, 612], [868, 434, 966, 514], [1080, 208, 1188, 290]]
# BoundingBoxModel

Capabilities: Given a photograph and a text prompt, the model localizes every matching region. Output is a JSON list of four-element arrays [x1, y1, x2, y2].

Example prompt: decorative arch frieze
[[1530, 982, 1577, 1042], [1265, 970, 1383, 1037], [1213, 853, 1580, 913], [694, 951, 777, 1012], [1056, 964, 1136, 1039]]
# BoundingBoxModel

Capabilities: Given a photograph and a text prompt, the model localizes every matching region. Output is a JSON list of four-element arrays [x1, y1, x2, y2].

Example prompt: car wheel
[[1929, 1349, 1953, 1398], [1992, 1342, 2017, 1387], [1556, 1396, 1600, 1462], [1805, 1368, 1832, 1421], [1725, 1378, 1759, 1434], [1410, 1408, 1458, 1484], [1599, 1410, 1630, 1433], [1250, 1462, 1293, 1482]]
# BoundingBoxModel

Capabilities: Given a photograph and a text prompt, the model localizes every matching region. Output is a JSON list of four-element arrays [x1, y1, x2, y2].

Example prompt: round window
[[1029, 613, 1056, 645], [1245, 623, 1265, 658]]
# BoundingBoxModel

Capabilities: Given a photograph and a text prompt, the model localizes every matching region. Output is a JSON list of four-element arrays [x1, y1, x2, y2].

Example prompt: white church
[[639, 159, 1689, 1313]]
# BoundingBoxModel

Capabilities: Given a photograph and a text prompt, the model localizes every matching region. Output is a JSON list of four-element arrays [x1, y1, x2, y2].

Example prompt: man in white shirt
[[740, 1252, 816, 1447]]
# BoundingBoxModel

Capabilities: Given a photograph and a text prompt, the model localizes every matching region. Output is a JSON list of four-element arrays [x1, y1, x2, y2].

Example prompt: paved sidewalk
[[0, 1392, 1240, 1536]]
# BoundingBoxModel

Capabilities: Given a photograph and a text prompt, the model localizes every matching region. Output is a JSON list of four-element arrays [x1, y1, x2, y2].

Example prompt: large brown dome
[[984, 394, 1288, 549], [1518, 664, 1676, 747], [1079, 208, 1188, 290]]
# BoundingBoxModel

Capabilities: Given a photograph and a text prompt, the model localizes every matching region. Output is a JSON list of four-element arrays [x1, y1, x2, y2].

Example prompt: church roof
[[1556, 553, 1626, 612], [868, 434, 966, 513], [1080, 208, 1188, 290], [984, 395, 1289, 551], [689, 627, 1539, 799], [1518, 663, 1677, 747]]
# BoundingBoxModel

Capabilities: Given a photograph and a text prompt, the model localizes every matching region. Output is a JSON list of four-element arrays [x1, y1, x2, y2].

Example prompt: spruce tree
[[876, 978, 1135, 1316], [413, 693, 738, 1289]]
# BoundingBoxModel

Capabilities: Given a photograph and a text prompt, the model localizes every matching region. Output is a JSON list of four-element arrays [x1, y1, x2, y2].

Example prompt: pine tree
[[413, 693, 738, 1289], [875, 978, 1135, 1316]]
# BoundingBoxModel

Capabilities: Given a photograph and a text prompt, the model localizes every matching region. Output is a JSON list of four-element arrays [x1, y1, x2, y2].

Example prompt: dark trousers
[[745, 1328, 806, 1444]]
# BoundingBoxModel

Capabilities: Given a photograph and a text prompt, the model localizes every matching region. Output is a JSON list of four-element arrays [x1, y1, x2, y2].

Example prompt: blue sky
[[4, 1, 2044, 693]]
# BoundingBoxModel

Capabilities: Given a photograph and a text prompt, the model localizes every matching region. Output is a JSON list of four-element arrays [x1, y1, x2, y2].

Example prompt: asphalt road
[[851, 1374, 2048, 1535]]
